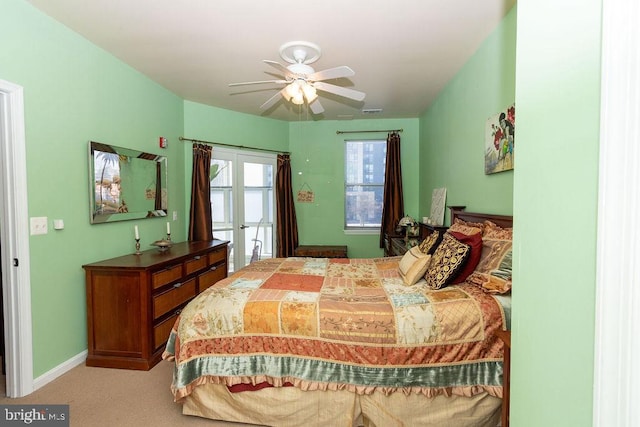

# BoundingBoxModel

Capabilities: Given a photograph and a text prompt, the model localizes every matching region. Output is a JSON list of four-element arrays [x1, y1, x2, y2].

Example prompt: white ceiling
[[26, 0, 516, 122]]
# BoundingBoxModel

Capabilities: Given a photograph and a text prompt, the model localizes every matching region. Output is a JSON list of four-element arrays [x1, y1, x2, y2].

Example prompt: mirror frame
[[88, 141, 168, 224]]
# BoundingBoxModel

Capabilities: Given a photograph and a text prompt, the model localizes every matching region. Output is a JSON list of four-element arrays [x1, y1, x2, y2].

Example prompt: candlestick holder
[[166, 233, 171, 242], [135, 238, 141, 255]]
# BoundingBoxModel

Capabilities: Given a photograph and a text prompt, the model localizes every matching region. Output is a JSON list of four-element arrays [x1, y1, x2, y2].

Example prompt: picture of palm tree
[[94, 151, 121, 214]]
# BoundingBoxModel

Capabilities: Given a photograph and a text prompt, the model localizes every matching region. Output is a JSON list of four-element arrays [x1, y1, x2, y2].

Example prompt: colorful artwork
[[485, 104, 515, 174]]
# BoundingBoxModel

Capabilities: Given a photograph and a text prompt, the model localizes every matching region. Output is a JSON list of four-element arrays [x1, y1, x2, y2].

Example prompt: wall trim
[[33, 351, 87, 392], [593, 0, 640, 425]]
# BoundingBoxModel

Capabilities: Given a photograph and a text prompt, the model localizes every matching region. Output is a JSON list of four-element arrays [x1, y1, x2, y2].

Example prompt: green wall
[[512, 1, 602, 425], [419, 8, 516, 222], [289, 119, 419, 258], [1, 0, 185, 376]]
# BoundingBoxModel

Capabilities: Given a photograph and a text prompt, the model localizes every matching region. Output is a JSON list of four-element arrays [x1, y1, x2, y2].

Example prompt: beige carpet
[[0, 361, 259, 427]]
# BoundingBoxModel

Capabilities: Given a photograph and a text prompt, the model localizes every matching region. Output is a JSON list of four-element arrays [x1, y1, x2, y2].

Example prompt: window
[[344, 140, 386, 229]]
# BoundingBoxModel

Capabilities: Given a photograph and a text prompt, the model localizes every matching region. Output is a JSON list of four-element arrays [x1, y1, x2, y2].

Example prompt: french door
[[210, 148, 276, 273]]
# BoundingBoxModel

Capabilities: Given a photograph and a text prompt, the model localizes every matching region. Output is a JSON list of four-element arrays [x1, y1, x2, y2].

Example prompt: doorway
[[0, 79, 34, 397], [209, 148, 277, 273]]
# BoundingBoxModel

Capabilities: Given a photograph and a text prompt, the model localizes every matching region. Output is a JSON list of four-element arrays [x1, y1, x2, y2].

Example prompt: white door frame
[[0, 79, 34, 397], [211, 147, 277, 271], [593, 0, 640, 425]]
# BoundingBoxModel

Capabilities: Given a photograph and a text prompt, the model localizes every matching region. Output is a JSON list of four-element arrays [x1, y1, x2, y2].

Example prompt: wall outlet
[[30, 216, 48, 235], [172, 211, 178, 221]]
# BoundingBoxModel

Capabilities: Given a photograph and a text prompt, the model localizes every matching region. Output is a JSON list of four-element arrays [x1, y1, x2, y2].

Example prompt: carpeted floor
[[0, 360, 259, 426]]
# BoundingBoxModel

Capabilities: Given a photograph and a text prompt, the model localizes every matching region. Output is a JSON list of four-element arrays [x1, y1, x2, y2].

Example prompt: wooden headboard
[[449, 206, 513, 228]]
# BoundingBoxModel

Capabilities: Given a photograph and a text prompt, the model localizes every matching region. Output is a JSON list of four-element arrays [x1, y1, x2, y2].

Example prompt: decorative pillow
[[424, 233, 471, 290], [466, 231, 513, 294], [483, 220, 513, 240], [447, 231, 483, 284], [448, 218, 484, 236], [398, 246, 432, 286], [418, 231, 441, 255]]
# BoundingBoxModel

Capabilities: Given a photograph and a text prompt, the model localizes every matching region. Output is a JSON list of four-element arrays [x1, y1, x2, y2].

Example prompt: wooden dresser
[[82, 240, 228, 370]]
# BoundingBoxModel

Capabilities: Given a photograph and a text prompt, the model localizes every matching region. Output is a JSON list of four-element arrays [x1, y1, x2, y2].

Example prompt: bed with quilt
[[163, 209, 513, 426]]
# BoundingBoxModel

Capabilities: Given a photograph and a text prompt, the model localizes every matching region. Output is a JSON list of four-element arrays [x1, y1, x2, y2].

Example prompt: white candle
[[134, 225, 139, 240], [166, 222, 170, 234]]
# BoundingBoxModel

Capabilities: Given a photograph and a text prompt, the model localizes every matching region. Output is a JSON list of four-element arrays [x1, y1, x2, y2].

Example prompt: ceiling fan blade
[[263, 60, 292, 77], [229, 79, 288, 87], [313, 81, 366, 102], [260, 88, 287, 110], [307, 66, 355, 81], [308, 98, 324, 114]]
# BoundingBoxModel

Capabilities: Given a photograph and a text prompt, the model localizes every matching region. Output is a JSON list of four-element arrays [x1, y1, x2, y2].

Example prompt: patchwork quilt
[[163, 257, 508, 401]]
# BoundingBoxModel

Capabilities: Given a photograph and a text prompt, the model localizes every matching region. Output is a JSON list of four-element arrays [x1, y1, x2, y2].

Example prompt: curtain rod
[[179, 137, 289, 155], [336, 129, 403, 135]]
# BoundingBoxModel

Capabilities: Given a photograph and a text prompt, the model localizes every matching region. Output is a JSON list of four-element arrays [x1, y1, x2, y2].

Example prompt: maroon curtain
[[188, 144, 213, 241], [276, 154, 298, 257], [379, 132, 404, 248]]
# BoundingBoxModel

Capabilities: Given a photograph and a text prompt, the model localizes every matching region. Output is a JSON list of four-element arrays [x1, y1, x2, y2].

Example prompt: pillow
[[466, 231, 512, 294], [483, 220, 513, 240], [424, 233, 471, 290], [447, 231, 483, 284], [418, 231, 441, 255], [449, 218, 484, 236], [398, 246, 432, 286]]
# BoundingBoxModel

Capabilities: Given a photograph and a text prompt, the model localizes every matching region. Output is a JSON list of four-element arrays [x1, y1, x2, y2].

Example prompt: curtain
[[276, 154, 298, 257], [379, 132, 404, 248], [188, 143, 213, 241]]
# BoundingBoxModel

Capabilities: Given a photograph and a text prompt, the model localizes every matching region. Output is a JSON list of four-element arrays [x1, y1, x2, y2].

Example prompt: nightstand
[[383, 223, 448, 257]]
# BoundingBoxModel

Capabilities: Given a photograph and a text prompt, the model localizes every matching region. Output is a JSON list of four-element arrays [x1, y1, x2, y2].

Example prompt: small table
[[495, 329, 511, 427], [294, 245, 348, 258]]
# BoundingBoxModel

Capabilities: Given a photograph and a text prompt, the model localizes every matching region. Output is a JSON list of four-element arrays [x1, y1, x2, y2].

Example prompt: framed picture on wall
[[485, 104, 515, 174]]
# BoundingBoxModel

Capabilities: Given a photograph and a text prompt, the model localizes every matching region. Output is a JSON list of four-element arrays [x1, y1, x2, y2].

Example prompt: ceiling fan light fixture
[[285, 82, 299, 100], [230, 41, 365, 115], [291, 91, 305, 105], [302, 84, 317, 102]]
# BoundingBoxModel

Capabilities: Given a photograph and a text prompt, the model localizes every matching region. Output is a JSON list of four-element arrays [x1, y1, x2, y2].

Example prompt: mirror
[[89, 141, 167, 224]]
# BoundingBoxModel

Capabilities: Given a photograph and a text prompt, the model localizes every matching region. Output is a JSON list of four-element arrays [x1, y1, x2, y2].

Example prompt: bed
[[163, 208, 513, 426]]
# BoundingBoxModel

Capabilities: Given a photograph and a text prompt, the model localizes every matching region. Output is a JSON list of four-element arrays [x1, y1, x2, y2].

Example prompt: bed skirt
[[182, 383, 501, 427]]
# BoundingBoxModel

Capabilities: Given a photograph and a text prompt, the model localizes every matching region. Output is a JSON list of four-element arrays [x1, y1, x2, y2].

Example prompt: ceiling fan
[[228, 41, 366, 115]]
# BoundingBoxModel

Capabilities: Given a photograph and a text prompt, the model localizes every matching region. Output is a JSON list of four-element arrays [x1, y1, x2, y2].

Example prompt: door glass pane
[[244, 162, 273, 265], [211, 159, 235, 271]]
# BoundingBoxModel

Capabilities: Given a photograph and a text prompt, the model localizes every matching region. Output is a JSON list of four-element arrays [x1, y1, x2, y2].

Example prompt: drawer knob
[[210, 266, 217, 271], [173, 282, 183, 288], [175, 309, 182, 316], [193, 255, 201, 260]]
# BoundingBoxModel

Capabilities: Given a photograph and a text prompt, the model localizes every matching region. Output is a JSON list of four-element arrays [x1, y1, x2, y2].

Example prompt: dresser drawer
[[184, 255, 208, 276], [151, 264, 183, 290], [208, 247, 227, 265], [153, 311, 180, 350], [152, 278, 196, 319], [198, 264, 227, 293]]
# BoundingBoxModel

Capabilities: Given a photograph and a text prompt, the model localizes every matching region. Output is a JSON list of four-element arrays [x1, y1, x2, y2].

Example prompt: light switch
[[30, 216, 48, 235]]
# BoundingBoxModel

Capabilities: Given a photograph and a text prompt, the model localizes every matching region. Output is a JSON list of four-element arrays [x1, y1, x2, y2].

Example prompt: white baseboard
[[32, 351, 87, 392]]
